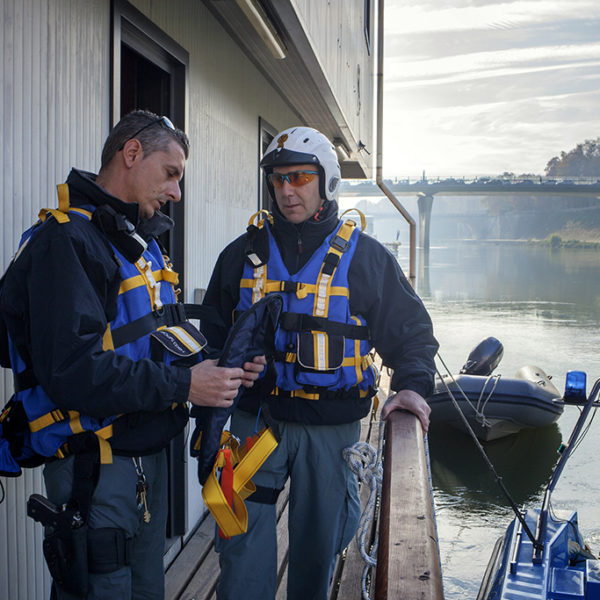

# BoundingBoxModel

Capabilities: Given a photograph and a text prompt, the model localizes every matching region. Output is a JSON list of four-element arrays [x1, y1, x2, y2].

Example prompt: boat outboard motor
[[459, 337, 504, 376]]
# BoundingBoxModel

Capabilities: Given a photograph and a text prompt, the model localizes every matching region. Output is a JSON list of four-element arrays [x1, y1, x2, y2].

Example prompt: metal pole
[[375, 0, 416, 286]]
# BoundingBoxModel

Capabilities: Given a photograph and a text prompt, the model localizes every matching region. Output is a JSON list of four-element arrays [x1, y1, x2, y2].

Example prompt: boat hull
[[428, 366, 564, 441]]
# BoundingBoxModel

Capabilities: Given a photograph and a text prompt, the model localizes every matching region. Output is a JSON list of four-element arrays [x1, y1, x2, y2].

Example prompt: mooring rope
[[343, 418, 386, 600], [475, 373, 501, 423], [435, 353, 493, 427]]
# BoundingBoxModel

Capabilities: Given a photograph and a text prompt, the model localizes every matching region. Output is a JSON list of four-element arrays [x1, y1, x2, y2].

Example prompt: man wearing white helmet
[[201, 126, 438, 599]]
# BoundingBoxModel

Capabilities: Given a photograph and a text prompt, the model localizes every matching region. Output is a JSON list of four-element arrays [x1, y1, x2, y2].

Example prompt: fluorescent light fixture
[[236, 0, 287, 59], [334, 140, 350, 162]]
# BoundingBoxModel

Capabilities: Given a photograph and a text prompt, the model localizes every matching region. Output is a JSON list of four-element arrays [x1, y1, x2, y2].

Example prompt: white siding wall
[[129, 0, 297, 532], [1, 2, 110, 598], [291, 0, 374, 154], [1, 1, 297, 597]]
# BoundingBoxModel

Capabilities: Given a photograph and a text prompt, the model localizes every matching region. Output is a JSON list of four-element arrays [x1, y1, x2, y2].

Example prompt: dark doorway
[[111, 0, 189, 539], [120, 46, 170, 118], [120, 46, 176, 263]]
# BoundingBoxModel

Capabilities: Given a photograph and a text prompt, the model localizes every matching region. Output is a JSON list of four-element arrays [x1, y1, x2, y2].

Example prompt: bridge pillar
[[417, 192, 434, 256]]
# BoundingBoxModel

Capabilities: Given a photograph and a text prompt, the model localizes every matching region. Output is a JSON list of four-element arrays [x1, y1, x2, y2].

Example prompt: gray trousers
[[43, 450, 167, 600], [215, 411, 361, 600]]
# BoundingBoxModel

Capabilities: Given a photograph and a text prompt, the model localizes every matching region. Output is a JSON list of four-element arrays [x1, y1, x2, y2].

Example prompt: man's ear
[[121, 139, 143, 168]]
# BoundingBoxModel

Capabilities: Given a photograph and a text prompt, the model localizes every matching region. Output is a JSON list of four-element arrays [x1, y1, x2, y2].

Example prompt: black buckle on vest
[[330, 235, 350, 252], [281, 281, 300, 294], [322, 253, 340, 276]]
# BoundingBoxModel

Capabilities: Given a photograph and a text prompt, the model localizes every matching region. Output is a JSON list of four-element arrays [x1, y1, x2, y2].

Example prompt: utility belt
[[28, 431, 134, 597]]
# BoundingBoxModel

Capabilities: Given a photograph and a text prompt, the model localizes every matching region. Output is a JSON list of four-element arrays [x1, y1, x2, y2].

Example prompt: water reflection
[[428, 423, 562, 509], [403, 240, 600, 598], [411, 242, 600, 324]]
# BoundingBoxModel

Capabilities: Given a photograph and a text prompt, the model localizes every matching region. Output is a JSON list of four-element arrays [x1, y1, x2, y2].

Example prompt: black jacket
[[202, 200, 438, 424], [0, 168, 190, 420]]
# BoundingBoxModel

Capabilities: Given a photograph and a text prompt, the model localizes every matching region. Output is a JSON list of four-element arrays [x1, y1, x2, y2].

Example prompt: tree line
[[545, 137, 600, 177]]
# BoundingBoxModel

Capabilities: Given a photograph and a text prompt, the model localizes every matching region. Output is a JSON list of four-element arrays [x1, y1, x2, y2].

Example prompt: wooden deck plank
[[275, 499, 290, 599], [174, 513, 219, 600], [165, 510, 217, 600], [167, 484, 290, 600]]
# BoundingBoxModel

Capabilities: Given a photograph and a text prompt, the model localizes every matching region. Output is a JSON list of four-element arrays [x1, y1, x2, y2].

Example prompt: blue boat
[[477, 371, 600, 599]]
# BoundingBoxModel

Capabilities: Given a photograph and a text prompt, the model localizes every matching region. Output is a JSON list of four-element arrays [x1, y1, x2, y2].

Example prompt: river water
[[398, 241, 600, 599]]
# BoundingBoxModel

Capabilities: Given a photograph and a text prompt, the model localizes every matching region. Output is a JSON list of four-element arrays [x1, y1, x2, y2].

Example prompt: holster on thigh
[[88, 527, 132, 574]]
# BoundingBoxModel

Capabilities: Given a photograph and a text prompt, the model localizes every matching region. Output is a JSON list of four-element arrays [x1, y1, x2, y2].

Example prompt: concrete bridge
[[341, 177, 600, 277]]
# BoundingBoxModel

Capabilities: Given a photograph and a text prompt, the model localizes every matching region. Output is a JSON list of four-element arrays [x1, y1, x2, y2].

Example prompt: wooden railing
[[375, 410, 444, 600], [165, 408, 444, 599]]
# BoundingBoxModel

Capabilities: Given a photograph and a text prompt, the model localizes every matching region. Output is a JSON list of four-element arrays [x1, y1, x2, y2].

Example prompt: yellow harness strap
[[53, 420, 116, 464], [339, 208, 367, 231], [245, 211, 273, 303], [247, 210, 274, 229], [240, 279, 349, 301], [29, 409, 77, 433], [313, 218, 357, 317], [38, 184, 72, 224], [102, 324, 115, 351], [202, 427, 278, 538]]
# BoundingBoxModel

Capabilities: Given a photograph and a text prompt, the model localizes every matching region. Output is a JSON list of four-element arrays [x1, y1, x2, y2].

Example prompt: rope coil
[[343, 419, 385, 600]]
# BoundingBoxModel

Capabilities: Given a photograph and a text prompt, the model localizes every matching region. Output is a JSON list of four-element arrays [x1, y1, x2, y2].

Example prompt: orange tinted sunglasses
[[267, 170, 319, 189]]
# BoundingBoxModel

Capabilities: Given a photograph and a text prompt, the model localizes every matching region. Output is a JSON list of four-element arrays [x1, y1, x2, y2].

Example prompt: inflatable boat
[[428, 338, 564, 441]]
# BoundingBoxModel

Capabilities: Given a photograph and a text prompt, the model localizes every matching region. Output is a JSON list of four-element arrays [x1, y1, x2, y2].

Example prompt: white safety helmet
[[260, 126, 341, 202]]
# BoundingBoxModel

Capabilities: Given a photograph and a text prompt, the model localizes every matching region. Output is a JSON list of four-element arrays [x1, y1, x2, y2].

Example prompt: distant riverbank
[[460, 225, 600, 250], [530, 223, 600, 249]]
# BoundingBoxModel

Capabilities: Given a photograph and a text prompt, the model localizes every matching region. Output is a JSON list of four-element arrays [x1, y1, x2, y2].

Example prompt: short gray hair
[[100, 110, 190, 170]]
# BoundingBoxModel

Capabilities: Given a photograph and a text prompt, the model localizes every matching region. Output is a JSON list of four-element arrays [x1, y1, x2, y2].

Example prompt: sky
[[383, 0, 600, 178]]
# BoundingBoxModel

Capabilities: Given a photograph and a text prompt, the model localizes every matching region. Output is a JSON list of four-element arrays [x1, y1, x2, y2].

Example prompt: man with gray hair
[[0, 110, 263, 599]]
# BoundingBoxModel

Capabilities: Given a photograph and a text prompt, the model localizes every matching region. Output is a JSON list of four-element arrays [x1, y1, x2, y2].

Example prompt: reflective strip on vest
[[236, 215, 377, 396]]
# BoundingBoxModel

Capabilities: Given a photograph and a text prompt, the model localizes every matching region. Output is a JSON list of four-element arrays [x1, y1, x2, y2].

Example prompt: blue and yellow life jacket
[[0, 184, 204, 475], [236, 210, 379, 402]]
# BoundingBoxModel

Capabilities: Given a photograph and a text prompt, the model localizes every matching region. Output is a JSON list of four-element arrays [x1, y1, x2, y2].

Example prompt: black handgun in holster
[[27, 493, 89, 598]]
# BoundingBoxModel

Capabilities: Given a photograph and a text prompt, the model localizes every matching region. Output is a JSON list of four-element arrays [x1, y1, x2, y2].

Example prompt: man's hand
[[381, 389, 431, 432], [187, 359, 244, 407], [241, 355, 266, 388]]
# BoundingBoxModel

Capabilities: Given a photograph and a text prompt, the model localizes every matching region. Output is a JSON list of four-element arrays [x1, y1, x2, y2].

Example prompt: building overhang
[[202, 0, 370, 178]]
